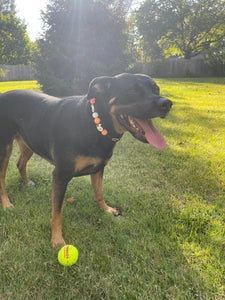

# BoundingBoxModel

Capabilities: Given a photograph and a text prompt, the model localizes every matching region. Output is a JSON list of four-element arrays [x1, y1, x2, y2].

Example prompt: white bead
[[92, 112, 99, 118], [97, 125, 103, 132]]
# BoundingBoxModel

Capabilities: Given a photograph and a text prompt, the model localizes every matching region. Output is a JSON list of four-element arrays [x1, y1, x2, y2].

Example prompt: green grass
[[0, 80, 41, 93], [0, 79, 224, 299]]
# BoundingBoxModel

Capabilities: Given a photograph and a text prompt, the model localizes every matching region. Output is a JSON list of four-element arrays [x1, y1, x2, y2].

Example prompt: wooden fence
[[0, 64, 35, 81], [160, 57, 212, 77], [1, 59, 224, 82], [134, 57, 225, 77]]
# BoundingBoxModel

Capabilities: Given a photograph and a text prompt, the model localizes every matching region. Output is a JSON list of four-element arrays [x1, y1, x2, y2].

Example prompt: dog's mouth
[[118, 115, 166, 150]]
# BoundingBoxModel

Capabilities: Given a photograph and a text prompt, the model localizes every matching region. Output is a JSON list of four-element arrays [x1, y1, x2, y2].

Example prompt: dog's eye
[[152, 85, 160, 95]]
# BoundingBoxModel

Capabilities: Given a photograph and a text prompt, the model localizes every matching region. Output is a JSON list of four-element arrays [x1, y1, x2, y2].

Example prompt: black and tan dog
[[0, 73, 172, 246]]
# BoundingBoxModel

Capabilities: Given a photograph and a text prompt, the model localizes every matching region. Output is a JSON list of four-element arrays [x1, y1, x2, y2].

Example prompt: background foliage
[[0, 0, 36, 65], [36, 0, 129, 96], [0, 14, 34, 64], [0, 0, 225, 93], [136, 0, 225, 60]]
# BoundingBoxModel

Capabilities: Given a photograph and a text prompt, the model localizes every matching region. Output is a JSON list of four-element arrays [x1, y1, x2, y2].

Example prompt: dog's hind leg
[[0, 142, 14, 209], [16, 136, 34, 186]]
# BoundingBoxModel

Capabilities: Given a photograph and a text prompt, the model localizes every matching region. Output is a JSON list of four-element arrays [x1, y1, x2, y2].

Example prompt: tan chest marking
[[74, 156, 103, 173]]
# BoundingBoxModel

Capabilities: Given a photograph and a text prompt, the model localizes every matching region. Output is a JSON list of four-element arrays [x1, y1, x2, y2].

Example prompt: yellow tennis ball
[[58, 245, 79, 266]]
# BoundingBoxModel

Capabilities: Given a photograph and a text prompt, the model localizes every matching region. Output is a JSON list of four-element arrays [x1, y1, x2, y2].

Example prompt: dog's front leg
[[51, 168, 70, 247], [91, 170, 119, 216]]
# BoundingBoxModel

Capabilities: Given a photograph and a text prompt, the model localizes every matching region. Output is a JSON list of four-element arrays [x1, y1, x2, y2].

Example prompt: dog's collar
[[90, 98, 121, 142]]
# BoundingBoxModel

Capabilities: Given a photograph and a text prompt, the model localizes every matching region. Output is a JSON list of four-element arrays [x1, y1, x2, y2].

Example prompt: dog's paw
[[106, 206, 121, 216], [3, 202, 14, 209], [51, 237, 66, 248], [27, 179, 35, 186]]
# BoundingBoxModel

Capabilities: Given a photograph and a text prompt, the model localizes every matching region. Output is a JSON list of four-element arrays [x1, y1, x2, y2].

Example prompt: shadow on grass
[[1, 120, 224, 298], [54, 180, 214, 298], [1, 154, 224, 298]]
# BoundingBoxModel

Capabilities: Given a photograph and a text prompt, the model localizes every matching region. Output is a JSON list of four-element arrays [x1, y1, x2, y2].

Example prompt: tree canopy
[[136, 0, 225, 60], [1, 0, 225, 84], [0, 0, 35, 65], [0, 0, 15, 14], [0, 14, 35, 64], [36, 0, 129, 96]]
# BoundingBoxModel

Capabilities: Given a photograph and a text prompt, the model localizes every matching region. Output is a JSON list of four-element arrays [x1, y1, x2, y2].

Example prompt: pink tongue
[[137, 119, 166, 150]]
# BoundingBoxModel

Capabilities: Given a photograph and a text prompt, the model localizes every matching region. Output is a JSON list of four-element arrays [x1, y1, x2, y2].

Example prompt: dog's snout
[[159, 98, 173, 111]]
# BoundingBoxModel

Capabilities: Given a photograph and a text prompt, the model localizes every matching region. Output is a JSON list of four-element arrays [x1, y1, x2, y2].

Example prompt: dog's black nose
[[159, 98, 173, 111]]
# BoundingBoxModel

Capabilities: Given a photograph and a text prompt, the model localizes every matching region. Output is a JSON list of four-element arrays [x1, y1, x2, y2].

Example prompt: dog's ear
[[87, 76, 114, 99]]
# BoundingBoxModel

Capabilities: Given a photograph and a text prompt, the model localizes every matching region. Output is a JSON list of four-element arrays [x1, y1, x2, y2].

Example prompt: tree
[[205, 34, 225, 72], [0, 0, 15, 14], [136, 0, 225, 60], [0, 13, 35, 64], [36, 0, 129, 96]]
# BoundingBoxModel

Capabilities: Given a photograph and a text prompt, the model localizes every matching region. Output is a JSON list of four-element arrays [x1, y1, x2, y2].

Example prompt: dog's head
[[87, 73, 172, 150]]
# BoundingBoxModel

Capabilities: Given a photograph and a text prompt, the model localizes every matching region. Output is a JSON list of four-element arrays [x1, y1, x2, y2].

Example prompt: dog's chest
[[73, 156, 106, 176]]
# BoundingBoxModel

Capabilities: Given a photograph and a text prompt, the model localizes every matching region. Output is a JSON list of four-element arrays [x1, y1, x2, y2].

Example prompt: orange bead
[[90, 98, 95, 104], [94, 118, 101, 124], [101, 129, 108, 136]]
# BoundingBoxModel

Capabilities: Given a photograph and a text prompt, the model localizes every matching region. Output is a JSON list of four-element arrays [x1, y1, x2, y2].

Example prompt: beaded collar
[[90, 98, 121, 142]]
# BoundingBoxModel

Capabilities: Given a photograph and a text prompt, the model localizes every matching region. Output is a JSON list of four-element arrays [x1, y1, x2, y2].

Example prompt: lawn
[[0, 80, 41, 93], [0, 78, 224, 299]]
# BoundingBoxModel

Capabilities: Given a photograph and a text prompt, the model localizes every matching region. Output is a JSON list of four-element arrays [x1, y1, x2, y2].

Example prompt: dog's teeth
[[128, 116, 135, 128], [128, 116, 140, 132]]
